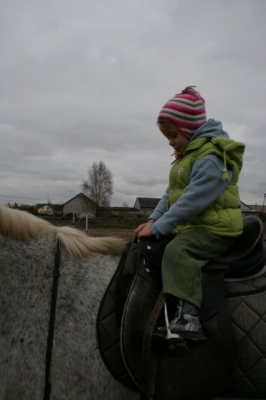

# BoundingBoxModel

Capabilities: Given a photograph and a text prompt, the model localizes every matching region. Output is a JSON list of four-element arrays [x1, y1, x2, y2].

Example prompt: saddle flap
[[96, 241, 140, 391]]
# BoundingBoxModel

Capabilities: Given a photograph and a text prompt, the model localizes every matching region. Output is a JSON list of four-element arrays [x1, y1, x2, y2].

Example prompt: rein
[[43, 237, 61, 400]]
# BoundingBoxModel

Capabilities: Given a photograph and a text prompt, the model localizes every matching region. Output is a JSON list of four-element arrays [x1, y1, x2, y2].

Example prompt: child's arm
[[135, 188, 169, 238], [152, 155, 233, 236], [149, 186, 170, 221]]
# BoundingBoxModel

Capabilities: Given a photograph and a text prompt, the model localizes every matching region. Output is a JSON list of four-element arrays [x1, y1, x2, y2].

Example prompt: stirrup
[[165, 336, 191, 355], [163, 302, 191, 355]]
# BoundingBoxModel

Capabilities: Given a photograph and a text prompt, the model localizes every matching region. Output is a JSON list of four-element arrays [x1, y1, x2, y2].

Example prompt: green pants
[[162, 230, 234, 308]]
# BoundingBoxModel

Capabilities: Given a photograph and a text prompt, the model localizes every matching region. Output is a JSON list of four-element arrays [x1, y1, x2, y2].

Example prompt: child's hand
[[134, 220, 154, 238], [138, 224, 153, 238]]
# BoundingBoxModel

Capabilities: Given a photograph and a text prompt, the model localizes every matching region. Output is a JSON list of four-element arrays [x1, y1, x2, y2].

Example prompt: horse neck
[[0, 231, 134, 399]]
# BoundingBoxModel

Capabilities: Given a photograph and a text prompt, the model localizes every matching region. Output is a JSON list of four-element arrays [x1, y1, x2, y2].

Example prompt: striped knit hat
[[157, 86, 207, 138]]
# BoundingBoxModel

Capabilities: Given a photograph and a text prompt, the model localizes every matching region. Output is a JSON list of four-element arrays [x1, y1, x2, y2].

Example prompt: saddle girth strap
[[43, 238, 61, 400], [140, 291, 166, 400]]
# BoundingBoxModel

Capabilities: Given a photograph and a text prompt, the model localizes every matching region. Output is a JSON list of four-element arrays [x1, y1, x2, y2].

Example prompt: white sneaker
[[155, 299, 206, 341]]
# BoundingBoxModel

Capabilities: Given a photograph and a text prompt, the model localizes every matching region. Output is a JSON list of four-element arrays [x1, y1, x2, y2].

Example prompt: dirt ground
[[80, 227, 135, 242], [53, 218, 136, 241]]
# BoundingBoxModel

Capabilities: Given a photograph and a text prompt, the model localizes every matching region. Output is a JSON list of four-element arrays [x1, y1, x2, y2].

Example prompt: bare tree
[[81, 160, 113, 209]]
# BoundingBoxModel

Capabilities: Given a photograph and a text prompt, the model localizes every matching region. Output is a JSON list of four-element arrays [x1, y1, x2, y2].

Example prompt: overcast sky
[[1, 0, 265, 208]]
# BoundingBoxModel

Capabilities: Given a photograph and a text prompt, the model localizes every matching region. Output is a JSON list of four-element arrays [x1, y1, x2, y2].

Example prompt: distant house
[[240, 202, 259, 217], [62, 193, 97, 216], [134, 197, 161, 215], [38, 204, 54, 216], [37, 204, 63, 216], [246, 204, 266, 214]]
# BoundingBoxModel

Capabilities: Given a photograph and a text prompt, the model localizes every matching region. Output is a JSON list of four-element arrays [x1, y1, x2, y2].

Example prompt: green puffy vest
[[168, 137, 245, 237]]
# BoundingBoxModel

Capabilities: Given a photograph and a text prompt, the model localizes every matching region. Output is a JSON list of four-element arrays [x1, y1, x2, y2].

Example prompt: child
[[134, 86, 245, 341]]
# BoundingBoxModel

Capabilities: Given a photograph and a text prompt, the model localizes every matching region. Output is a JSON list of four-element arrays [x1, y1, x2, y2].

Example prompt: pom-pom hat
[[157, 86, 207, 138]]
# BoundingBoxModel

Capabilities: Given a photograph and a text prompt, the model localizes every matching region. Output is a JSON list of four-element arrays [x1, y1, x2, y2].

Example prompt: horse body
[[0, 204, 265, 400]]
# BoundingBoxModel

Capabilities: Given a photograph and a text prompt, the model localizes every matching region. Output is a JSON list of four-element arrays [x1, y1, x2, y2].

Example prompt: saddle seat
[[203, 216, 266, 278]]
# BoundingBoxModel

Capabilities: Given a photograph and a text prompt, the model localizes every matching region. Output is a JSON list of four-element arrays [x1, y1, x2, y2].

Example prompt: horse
[[0, 203, 265, 400]]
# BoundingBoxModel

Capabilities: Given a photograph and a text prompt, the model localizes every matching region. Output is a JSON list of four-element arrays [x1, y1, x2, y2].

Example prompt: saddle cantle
[[97, 216, 266, 400], [205, 215, 266, 278]]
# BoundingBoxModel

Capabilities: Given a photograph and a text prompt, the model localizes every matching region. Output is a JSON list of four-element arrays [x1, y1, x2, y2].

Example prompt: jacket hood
[[187, 118, 245, 179], [192, 118, 229, 140]]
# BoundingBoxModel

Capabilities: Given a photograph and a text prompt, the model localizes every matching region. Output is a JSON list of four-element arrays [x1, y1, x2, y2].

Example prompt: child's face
[[159, 120, 190, 155]]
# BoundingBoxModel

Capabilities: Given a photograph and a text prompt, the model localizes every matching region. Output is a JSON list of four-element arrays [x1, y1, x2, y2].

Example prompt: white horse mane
[[0, 203, 126, 258]]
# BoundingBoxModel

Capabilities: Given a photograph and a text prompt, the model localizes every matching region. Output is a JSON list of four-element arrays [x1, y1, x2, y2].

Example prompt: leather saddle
[[97, 216, 266, 400]]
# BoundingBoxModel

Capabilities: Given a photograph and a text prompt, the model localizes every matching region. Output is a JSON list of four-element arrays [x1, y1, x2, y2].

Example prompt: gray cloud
[[1, 0, 265, 207]]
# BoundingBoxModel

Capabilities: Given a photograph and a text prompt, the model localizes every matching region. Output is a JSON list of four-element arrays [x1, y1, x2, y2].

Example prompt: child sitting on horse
[[134, 86, 245, 341]]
